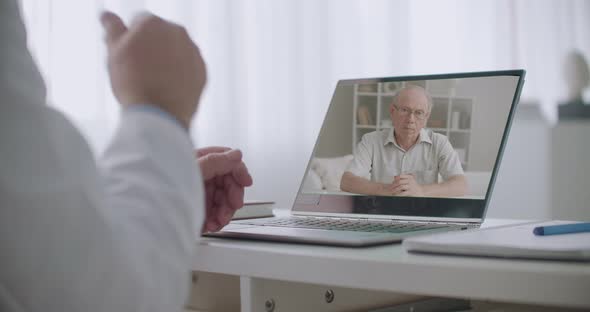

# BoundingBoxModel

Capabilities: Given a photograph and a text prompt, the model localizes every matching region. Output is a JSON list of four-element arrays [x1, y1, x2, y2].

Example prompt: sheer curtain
[[20, 0, 590, 208]]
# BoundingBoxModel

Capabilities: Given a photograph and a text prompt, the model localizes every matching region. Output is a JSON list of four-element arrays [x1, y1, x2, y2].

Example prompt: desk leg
[[239, 276, 256, 312], [186, 271, 240, 311]]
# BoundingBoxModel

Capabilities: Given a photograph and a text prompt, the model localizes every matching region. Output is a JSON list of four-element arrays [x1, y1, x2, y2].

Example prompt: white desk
[[189, 219, 590, 311]]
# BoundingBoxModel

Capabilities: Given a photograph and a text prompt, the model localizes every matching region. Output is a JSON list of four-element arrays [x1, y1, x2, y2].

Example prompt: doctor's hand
[[100, 11, 206, 129], [390, 174, 425, 197], [197, 147, 253, 233]]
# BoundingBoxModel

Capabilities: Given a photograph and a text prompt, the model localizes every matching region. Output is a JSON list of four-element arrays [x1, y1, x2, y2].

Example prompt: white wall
[[486, 115, 551, 219], [550, 122, 590, 221], [488, 114, 590, 221], [454, 76, 520, 171]]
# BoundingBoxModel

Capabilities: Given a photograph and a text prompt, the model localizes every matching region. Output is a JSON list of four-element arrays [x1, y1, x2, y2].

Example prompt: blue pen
[[533, 222, 590, 236]]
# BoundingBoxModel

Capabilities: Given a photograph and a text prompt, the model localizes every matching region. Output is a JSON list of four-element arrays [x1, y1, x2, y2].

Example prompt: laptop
[[205, 70, 526, 247]]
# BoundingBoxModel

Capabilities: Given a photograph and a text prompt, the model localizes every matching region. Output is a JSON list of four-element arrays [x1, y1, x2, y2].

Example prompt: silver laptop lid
[[293, 70, 526, 223]]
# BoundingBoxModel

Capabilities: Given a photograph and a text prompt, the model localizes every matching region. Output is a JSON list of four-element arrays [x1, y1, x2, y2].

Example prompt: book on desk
[[232, 200, 275, 220], [403, 220, 590, 262]]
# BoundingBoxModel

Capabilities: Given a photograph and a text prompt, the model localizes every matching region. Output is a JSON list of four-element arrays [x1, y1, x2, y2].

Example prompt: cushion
[[311, 155, 354, 191], [302, 168, 323, 191]]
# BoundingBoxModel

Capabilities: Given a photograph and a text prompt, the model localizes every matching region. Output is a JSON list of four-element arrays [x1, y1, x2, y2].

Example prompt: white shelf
[[449, 129, 471, 133], [356, 91, 380, 96], [355, 125, 377, 129]]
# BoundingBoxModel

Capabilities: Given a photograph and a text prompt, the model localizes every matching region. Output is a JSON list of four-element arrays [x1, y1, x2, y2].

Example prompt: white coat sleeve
[[98, 107, 205, 311], [0, 104, 204, 312]]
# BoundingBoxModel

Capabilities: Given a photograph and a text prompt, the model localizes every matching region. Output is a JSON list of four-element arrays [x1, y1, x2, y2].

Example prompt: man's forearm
[[340, 171, 391, 196], [422, 175, 468, 197]]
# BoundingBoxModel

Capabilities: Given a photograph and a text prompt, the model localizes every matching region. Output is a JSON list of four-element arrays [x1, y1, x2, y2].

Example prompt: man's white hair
[[391, 85, 433, 112]]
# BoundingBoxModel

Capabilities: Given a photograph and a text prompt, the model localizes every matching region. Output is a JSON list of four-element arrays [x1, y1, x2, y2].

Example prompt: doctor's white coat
[[0, 0, 205, 311]]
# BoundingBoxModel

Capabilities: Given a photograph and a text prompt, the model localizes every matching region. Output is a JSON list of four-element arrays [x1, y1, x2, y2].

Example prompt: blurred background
[[20, 0, 590, 220]]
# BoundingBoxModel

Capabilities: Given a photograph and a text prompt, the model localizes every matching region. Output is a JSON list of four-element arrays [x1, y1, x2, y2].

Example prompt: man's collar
[[386, 128, 396, 145], [419, 128, 433, 144], [386, 128, 432, 147]]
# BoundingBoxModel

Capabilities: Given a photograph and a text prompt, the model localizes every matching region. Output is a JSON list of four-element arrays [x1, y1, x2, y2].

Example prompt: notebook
[[403, 220, 590, 261], [205, 70, 526, 247]]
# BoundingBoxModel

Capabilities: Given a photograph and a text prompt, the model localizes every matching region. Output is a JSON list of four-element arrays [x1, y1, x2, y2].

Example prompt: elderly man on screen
[[340, 85, 468, 197]]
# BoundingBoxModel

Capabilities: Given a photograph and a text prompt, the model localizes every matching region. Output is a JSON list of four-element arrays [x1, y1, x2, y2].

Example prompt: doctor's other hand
[[390, 174, 424, 197], [100, 11, 207, 129], [197, 147, 253, 233]]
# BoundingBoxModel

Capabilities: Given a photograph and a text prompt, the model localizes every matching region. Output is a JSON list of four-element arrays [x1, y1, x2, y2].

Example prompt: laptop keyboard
[[233, 216, 467, 234]]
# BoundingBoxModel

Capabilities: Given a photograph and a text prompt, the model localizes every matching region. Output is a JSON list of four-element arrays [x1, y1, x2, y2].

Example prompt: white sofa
[[302, 155, 353, 192]]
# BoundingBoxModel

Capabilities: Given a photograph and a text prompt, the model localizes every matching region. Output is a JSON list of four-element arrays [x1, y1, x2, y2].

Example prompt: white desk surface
[[192, 219, 590, 309]]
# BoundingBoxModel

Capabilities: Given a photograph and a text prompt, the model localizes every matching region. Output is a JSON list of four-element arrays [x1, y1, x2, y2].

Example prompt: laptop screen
[[293, 70, 525, 221]]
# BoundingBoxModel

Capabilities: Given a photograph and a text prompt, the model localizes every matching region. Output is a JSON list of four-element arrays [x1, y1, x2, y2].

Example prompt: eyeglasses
[[393, 105, 428, 120]]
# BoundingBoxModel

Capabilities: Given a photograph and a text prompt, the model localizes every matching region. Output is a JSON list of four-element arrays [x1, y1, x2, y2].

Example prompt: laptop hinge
[[387, 217, 482, 226]]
